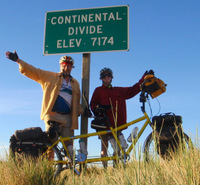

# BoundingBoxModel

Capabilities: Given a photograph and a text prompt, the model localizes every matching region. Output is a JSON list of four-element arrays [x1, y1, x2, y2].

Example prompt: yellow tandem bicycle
[[43, 91, 190, 176]]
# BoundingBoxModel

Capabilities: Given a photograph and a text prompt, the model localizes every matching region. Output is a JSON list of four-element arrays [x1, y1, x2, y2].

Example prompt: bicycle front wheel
[[143, 132, 190, 161], [143, 132, 160, 161], [46, 143, 63, 176]]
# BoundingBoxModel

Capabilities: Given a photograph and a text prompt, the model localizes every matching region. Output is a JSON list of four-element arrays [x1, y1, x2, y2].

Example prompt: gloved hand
[[83, 107, 92, 117], [144, 69, 154, 75], [140, 69, 155, 92], [140, 69, 155, 83], [5, 50, 19, 62], [147, 69, 154, 75]]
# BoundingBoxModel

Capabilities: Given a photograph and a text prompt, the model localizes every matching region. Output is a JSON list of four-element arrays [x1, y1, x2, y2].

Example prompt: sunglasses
[[61, 62, 72, 66], [102, 73, 112, 78]]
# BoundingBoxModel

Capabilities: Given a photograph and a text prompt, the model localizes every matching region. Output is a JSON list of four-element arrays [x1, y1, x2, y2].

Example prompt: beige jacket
[[18, 59, 83, 130]]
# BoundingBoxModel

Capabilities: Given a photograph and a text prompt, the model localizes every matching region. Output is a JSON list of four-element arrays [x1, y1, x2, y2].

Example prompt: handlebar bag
[[151, 113, 183, 141], [141, 75, 167, 99], [91, 117, 107, 131]]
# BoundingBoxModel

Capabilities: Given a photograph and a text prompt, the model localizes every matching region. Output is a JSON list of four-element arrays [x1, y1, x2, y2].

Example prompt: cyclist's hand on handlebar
[[148, 70, 154, 75], [139, 69, 154, 84], [5, 50, 19, 62]]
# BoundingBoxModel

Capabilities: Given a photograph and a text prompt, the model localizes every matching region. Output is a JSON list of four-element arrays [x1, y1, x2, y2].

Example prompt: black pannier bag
[[91, 117, 107, 131], [15, 127, 43, 141], [9, 127, 48, 158], [151, 112, 183, 142], [91, 105, 111, 132]]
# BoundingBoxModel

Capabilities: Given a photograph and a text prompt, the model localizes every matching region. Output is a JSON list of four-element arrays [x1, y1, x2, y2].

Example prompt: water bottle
[[79, 139, 88, 155], [119, 133, 128, 149], [127, 127, 139, 143], [109, 137, 119, 152]]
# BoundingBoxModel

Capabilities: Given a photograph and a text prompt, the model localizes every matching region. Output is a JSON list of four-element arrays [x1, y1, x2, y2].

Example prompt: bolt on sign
[[43, 5, 129, 55]]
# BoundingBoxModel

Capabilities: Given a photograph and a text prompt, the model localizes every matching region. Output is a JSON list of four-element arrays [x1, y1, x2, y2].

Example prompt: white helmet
[[59, 56, 74, 67]]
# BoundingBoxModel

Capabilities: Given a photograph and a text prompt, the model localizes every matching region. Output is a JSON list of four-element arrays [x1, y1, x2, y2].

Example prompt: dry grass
[[0, 139, 199, 185]]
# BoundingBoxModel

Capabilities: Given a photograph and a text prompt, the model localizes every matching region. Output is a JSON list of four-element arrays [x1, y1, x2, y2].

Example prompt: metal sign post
[[81, 53, 90, 142], [80, 53, 90, 171]]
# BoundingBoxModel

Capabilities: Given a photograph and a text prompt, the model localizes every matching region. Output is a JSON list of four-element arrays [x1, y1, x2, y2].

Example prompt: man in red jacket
[[90, 67, 146, 168]]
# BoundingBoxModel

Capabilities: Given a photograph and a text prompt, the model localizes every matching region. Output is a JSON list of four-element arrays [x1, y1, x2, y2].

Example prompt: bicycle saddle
[[47, 121, 61, 138]]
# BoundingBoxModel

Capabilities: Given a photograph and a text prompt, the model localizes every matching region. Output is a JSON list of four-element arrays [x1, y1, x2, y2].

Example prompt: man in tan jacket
[[6, 50, 86, 158]]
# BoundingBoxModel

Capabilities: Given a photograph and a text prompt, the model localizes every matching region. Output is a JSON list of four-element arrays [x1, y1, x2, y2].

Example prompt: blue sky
[[0, 0, 200, 159]]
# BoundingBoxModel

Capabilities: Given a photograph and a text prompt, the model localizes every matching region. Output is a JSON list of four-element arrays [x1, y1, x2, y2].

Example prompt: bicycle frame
[[43, 110, 151, 166]]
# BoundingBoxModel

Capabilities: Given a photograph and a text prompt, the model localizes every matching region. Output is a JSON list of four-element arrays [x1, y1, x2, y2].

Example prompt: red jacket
[[90, 78, 144, 129]]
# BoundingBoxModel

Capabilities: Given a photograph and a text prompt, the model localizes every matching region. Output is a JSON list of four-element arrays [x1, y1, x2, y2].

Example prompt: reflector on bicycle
[[140, 74, 167, 98]]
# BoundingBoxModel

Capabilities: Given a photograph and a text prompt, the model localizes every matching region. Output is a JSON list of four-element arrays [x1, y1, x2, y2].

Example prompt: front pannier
[[151, 113, 184, 156]]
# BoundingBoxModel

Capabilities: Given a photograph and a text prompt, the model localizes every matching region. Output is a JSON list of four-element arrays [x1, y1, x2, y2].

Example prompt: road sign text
[[44, 5, 129, 54]]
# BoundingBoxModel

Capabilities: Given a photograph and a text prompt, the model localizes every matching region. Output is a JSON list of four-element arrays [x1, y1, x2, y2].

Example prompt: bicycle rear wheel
[[46, 143, 63, 176], [143, 132, 190, 161]]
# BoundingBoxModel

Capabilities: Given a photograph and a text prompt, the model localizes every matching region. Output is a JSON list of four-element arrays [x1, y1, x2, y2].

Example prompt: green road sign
[[43, 5, 129, 55]]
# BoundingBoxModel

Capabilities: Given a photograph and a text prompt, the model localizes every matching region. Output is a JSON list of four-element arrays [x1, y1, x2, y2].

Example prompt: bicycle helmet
[[100, 67, 113, 79], [59, 56, 74, 67]]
